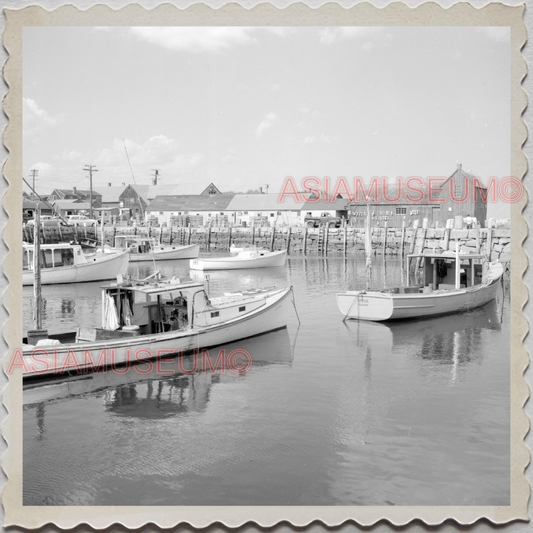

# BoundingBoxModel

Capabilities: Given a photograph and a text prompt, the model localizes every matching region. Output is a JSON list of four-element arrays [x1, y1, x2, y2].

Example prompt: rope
[[291, 288, 301, 326]]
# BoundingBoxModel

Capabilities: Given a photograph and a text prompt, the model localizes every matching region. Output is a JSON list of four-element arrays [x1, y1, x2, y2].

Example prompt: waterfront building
[[146, 194, 235, 226], [347, 164, 488, 228], [48, 187, 102, 208], [301, 194, 350, 225], [225, 193, 306, 227]]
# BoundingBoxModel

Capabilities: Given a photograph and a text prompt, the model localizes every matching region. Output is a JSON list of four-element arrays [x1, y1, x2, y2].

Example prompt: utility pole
[[83, 164, 98, 219], [151, 169, 161, 186], [29, 169, 38, 199]]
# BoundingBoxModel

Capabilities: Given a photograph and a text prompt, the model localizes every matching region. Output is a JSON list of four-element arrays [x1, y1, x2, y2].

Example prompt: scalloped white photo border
[[1, 2, 528, 529]]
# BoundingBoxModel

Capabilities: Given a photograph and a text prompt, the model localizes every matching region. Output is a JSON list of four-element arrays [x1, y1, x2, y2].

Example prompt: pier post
[[324, 225, 329, 256], [207, 227, 211, 251], [409, 227, 418, 255], [486, 228, 493, 261], [400, 220, 406, 257], [251, 226, 255, 246], [443, 228, 450, 251], [286, 226, 292, 253], [303, 226, 308, 255], [228, 226, 232, 250], [343, 224, 347, 256], [270, 226, 276, 251], [383, 222, 387, 254]]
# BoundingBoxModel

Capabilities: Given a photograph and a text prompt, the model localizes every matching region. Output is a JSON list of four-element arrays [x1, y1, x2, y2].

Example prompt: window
[[454, 184, 462, 197], [159, 211, 163, 215], [395, 207, 407, 215], [244, 211, 248, 215], [306, 212, 312, 216], [239, 306, 246, 312], [432, 206, 441, 210], [210, 311, 220, 318], [270, 213, 275, 217]]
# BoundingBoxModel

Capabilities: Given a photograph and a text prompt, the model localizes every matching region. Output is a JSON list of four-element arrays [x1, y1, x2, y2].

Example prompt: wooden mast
[[365, 203, 372, 290], [28, 203, 48, 344]]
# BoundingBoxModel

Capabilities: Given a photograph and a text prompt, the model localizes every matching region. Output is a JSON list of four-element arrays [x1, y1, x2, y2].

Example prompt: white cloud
[[319, 27, 383, 46], [23, 98, 60, 128], [23, 98, 62, 146], [61, 149, 83, 162], [93, 135, 203, 181], [269, 83, 281, 92], [130, 27, 256, 52], [303, 136, 315, 144], [255, 112, 279, 136]]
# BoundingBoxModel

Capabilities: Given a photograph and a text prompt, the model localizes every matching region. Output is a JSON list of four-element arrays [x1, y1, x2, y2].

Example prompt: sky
[[23, 26, 511, 217]]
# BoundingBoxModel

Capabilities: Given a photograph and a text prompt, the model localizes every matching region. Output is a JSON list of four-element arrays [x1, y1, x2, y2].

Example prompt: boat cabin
[[98, 278, 209, 337], [23, 243, 88, 271], [406, 251, 487, 292], [114, 236, 157, 254]]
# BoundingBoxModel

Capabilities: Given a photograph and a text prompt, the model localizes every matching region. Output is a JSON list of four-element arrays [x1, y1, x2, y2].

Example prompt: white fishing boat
[[190, 249, 287, 271], [113, 235, 200, 262], [21, 274, 295, 378], [22, 243, 130, 286], [337, 249, 504, 321], [229, 244, 265, 254]]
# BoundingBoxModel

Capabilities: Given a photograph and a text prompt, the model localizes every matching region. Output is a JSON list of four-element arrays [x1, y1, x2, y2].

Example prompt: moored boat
[[190, 249, 287, 271], [20, 274, 295, 378], [337, 250, 504, 321], [22, 243, 130, 286], [113, 236, 199, 262]]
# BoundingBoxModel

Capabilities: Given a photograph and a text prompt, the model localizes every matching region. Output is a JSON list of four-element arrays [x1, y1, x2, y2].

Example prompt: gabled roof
[[302, 194, 350, 211], [201, 183, 222, 195], [226, 193, 306, 211], [148, 194, 235, 212], [23, 199, 49, 210], [95, 186, 125, 203], [53, 200, 91, 210]]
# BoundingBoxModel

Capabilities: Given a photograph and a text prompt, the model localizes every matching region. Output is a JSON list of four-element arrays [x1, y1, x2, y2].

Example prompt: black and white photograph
[[2, 1, 529, 529]]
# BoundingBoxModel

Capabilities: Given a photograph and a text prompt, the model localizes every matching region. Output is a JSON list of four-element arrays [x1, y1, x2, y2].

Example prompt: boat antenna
[[123, 139, 145, 221]]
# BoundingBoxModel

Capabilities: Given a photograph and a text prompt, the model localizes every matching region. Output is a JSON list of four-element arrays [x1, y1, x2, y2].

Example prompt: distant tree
[[246, 188, 262, 194]]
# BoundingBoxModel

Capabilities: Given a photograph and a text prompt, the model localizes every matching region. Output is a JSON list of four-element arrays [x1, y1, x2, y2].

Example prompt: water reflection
[[342, 285, 503, 387], [23, 328, 293, 408]]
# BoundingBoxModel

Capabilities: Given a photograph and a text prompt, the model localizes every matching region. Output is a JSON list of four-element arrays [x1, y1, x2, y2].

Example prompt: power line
[[83, 164, 98, 219], [151, 169, 161, 186], [29, 169, 39, 198]]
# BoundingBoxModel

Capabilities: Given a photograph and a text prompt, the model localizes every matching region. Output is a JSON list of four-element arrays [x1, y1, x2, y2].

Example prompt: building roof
[[95, 186, 125, 203], [53, 200, 91, 210], [23, 199, 49, 210], [148, 194, 235, 212], [201, 183, 222, 195], [302, 194, 350, 211], [226, 193, 306, 212]]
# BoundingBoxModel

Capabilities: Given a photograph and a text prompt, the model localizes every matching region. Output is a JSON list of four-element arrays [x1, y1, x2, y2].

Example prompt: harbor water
[[23, 256, 510, 506]]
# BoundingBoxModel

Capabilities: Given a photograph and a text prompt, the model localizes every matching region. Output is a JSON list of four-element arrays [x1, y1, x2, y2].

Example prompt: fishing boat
[[22, 242, 130, 286], [337, 249, 504, 321], [112, 235, 199, 262], [229, 244, 265, 253], [190, 249, 287, 271], [21, 274, 295, 378], [23, 328, 294, 403]]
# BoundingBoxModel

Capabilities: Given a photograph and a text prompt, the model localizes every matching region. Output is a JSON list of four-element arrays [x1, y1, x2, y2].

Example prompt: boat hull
[[21, 287, 294, 378], [128, 244, 199, 262], [22, 250, 130, 286], [190, 250, 287, 271], [337, 265, 504, 321]]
